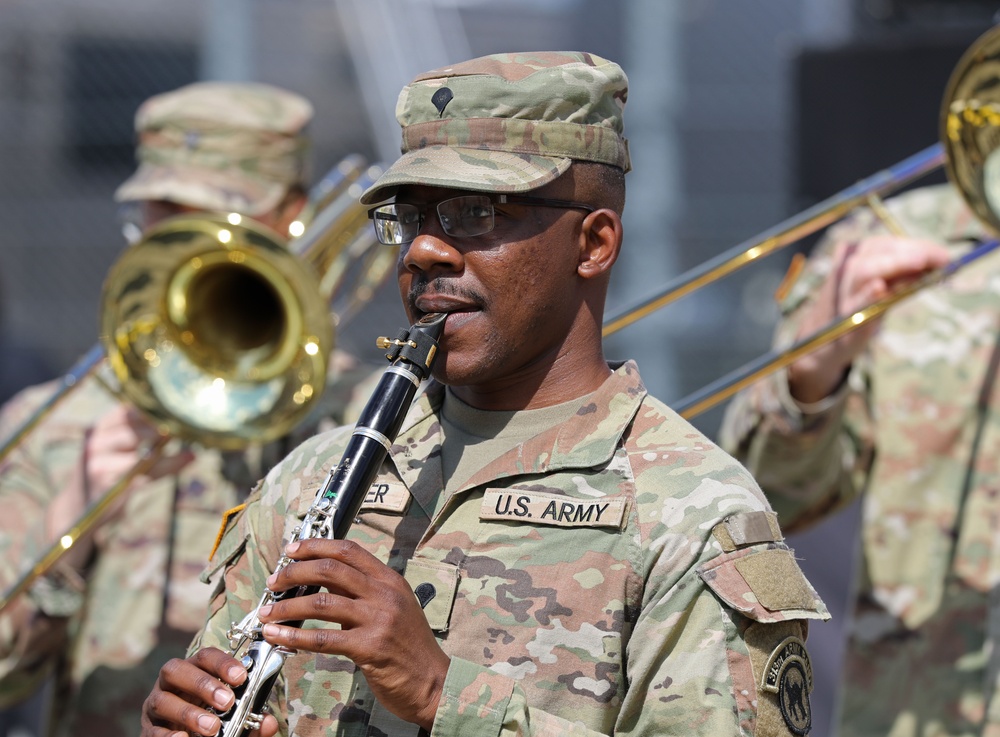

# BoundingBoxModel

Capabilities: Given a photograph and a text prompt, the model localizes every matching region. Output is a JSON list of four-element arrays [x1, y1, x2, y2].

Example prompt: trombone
[[0, 155, 395, 612], [604, 23, 1000, 420], [0, 155, 373, 463]]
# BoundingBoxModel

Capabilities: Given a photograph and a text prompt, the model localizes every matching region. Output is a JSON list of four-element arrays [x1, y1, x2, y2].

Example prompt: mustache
[[407, 277, 488, 310]]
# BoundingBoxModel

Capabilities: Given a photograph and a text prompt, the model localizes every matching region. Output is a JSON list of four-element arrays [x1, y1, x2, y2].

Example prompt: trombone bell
[[943, 24, 1000, 238], [101, 213, 333, 449]]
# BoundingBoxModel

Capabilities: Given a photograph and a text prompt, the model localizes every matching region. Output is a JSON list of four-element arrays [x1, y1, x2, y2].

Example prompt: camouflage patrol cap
[[360, 51, 630, 205], [114, 81, 312, 216]]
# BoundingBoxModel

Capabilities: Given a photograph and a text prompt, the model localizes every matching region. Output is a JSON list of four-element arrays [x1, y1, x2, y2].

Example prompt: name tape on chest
[[481, 489, 627, 529], [359, 481, 411, 514]]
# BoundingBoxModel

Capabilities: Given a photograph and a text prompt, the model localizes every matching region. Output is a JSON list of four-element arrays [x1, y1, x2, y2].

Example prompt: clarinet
[[217, 311, 446, 736]]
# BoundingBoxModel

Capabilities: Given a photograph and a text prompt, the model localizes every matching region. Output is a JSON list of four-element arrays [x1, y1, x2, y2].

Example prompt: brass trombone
[[0, 155, 373, 462], [0, 156, 394, 612], [604, 24, 1000, 419]]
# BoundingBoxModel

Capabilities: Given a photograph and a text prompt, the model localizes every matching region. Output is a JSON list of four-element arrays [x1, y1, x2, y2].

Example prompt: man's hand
[[787, 235, 951, 404], [140, 646, 279, 737], [257, 539, 451, 732], [45, 404, 195, 569]]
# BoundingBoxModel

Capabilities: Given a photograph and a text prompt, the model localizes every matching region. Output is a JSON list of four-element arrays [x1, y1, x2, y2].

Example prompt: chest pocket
[[403, 558, 460, 632]]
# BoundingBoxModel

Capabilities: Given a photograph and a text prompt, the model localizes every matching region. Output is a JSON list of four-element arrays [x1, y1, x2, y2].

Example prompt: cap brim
[[113, 163, 286, 217], [359, 147, 571, 205]]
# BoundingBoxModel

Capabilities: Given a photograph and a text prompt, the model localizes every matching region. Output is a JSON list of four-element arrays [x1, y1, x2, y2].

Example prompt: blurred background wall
[[0, 0, 996, 734]]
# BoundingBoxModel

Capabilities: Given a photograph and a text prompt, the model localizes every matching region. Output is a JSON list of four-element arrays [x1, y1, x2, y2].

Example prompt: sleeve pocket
[[697, 547, 830, 623]]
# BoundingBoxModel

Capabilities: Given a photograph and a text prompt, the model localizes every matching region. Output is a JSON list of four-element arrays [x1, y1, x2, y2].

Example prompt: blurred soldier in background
[[0, 81, 374, 737], [719, 182, 1000, 736]]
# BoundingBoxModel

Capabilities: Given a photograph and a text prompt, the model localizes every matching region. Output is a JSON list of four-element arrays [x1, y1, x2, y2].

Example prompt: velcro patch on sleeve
[[744, 622, 814, 736], [699, 548, 828, 622], [734, 549, 815, 611], [480, 489, 626, 529], [359, 481, 411, 514], [713, 511, 782, 551]]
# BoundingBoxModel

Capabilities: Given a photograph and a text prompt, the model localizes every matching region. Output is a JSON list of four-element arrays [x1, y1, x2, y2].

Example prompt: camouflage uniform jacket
[[0, 355, 380, 737], [719, 184, 1000, 736], [197, 360, 829, 737]]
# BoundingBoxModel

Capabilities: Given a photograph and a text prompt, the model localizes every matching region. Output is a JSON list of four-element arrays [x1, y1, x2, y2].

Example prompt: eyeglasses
[[367, 194, 595, 246]]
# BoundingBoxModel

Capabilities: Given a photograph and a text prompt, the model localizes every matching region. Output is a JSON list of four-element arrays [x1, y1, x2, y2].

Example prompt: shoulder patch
[[744, 622, 814, 736], [713, 511, 782, 551], [480, 489, 626, 529], [764, 637, 813, 735]]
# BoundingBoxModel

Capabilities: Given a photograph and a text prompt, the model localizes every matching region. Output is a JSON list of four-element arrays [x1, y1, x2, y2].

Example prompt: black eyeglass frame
[[366, 193, 596, 245]]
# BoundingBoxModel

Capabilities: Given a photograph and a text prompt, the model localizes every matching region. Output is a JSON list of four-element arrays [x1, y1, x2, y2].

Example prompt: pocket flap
[[403, 558, 460, 632], [698, 548, 829, 623]]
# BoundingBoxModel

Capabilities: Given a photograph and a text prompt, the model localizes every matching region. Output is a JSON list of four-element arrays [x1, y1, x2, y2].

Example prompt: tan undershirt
[[439, 387, 595, 495]]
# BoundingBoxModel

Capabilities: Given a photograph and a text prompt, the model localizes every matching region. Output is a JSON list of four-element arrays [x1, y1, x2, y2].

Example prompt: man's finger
[[145, 687, 223, 736]]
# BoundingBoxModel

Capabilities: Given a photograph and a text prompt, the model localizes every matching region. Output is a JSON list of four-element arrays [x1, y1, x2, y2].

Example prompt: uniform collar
[[390, 360, 648, 516]]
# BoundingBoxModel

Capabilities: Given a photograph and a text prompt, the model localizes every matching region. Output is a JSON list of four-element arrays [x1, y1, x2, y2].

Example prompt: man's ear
[[577, 209, 622, 279]]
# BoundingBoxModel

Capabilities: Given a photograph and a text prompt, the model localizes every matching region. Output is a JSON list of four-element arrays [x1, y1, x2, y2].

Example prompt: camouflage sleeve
[[719, 365, 871, 533], [0, 383, 83, 705], [718, 224, 876, 533]]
